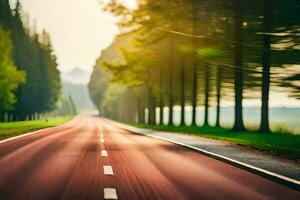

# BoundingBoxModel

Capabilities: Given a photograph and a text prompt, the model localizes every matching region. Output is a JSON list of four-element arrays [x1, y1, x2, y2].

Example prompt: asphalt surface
[[0, 116, 299, 200], [136, 129, 300, 181]]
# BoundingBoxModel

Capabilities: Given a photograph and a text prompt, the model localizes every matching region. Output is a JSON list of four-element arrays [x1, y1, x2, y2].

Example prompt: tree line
[[89, 0, 300, 133], [0, 0, 61, 121]]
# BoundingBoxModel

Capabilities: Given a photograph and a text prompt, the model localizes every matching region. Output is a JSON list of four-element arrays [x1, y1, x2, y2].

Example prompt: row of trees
[[89, 0, 300, 132], [46, 95, 77, 118], [89, 32, 137, 120], [0, 0, 61, 121]]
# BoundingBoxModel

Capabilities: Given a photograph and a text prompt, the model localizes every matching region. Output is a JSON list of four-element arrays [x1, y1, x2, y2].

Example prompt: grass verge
[[0, 116, 72, 141], [132, 124, 300, 160]]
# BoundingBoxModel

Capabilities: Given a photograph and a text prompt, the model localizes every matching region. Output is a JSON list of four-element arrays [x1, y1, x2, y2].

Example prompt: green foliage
[[178, 44, 194, 55], [52, 95, 77, 116], [0, 0, 61, 121], [88, 65, 110, 111], [88, 32, 145, 118], [196, 48, 229, 59], [91, 0, 300, 133], [100, 84, 126, 118], [0, 25, 25, 111]]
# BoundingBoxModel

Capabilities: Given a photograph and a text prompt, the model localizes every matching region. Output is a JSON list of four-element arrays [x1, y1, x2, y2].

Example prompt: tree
[[0, 0, 61, 121], [98, 0, 300, 133], [259, 0, 272, 133], [69, 95, 77, 115], [180, 58, 186, 126], [0, 27, 25, 110], [0, 25, 26, 121], [215, 67, 222, 127], [232, 0, 245, 131]]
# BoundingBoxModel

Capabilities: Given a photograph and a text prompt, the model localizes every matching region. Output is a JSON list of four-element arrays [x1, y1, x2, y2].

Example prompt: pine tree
[[0, 25, 26, 121]]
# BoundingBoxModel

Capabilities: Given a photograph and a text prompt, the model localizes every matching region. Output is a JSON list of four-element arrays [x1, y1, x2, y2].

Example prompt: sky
[[17, 0, 136, 73]]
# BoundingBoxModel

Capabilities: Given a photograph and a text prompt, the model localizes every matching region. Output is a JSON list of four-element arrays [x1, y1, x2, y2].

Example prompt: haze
[[16, 0, 136, 73]]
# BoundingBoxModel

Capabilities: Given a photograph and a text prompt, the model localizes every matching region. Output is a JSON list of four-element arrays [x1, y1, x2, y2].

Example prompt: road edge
[[0, 127, 56, 144], [120, 125, 300, 192], [0, 118, 73, 145]]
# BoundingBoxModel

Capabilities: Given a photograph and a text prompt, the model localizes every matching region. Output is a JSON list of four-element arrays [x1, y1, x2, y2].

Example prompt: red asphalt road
[[0, 116, 299, 200]]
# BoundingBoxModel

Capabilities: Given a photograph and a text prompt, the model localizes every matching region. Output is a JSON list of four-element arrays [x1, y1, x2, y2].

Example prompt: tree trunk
[[191, 62, 198, 126], [191, 1, 198, 127], [148, 87, 156, 125], [180, 59, 185, 126], [203, 63, 210, 126], [215, 67, 222, 127], [137, 98, 145, 124], [259, 0, 272, 133], [137, 98, 142, 124], [159, 66, 164, 125], [6, 113, 9, 122], [20, 113, 25, 121], [0, 111, 4, 122], [159, 100, 164, 125], [153, 100, 157, 124], [11, 113, 14, 122], [232, 0, 245, 131], [13, 112, 17, 122], [141, 103, 145, 124], [168, 60, 174, 127]]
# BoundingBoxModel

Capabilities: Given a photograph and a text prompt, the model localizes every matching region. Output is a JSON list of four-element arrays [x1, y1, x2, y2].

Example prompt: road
[[0, 116, 299, 200]]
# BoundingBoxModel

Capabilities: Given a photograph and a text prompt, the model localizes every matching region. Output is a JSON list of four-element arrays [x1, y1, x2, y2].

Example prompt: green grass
[[0, 116, 72, 141], [132, 124, 300, 160]]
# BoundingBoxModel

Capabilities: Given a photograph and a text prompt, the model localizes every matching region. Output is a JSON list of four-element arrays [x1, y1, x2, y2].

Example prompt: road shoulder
[[111, 121, 300, 191]]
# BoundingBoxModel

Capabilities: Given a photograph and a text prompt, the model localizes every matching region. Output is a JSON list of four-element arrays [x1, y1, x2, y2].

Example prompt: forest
[[0, 0, 63, 121], [89, 0, 300, 133]]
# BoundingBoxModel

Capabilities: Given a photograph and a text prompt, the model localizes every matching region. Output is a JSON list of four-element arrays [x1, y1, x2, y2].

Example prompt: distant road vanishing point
[[0, 116, 299, 200]]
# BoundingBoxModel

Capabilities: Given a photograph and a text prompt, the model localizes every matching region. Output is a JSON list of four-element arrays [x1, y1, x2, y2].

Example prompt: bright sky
[[17, 0, 136, 73]]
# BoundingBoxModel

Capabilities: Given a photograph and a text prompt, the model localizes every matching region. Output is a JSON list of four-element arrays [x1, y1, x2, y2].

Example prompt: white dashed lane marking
[[104, 188, 118, 199], [100, 130, 117, 199], [103, 165, 114, 175], [101, 150, 108, 157]]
